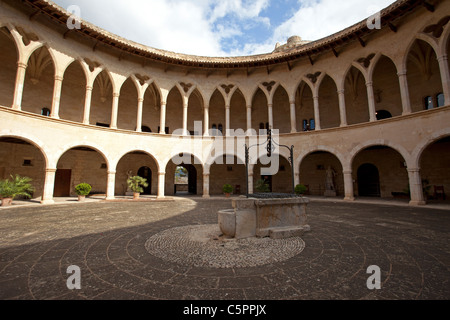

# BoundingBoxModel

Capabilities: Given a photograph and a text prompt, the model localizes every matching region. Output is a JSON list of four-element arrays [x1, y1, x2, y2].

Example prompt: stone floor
[[0, 196, 449, 301]]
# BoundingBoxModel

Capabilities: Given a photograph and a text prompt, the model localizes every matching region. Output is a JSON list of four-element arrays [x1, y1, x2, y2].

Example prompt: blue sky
[[52, 0, 396, 57]]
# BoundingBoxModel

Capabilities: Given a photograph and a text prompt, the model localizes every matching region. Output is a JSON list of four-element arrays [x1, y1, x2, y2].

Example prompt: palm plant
[[127, 176, 148, 199], [0, 175, 35, 206]]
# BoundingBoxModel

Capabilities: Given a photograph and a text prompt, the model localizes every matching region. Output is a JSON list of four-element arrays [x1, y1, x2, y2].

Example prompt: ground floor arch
[[299, 151, 344, 196], [0, 136, 47, 199], [419, 136, 450, 202], [115, 151, 159, 196], [209, 155, 246, 196], [55, 146, 108, 197], [253, 154, 293, 194], [352, 146, 409, 199], [165, 154, 203, 196]]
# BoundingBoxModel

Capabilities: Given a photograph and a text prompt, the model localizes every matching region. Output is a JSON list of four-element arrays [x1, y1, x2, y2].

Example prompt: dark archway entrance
[[174, 164, 197, 195], [358, 163, 381, 197], [137, 166, 152, 195]]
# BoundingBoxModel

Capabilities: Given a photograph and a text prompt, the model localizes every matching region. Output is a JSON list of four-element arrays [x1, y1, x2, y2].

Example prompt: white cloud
[[53, 0, 396, 57]]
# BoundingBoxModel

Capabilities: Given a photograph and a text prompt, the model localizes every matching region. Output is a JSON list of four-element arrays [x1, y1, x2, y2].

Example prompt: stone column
[[203, 104, 210, 137], [50, 75, 64, 119], [397, 71, 412, 115], [83, 85, 93, 124], [106, 171, 116, 200], [248, 172, 254, 195], [110, 92, 120, 129], [225, 105, 231, 136], [343, 170, 355, 201], [290, 101, 297, 133], [246, 105, 252, 135], [159, 101, 167, 134], [408, 168, 426, 206], [337, 90, 348, 127], [437, 55, 450, 106], [12, 62, 27, 110], [41, 168, 56, 205], [203, 173, 210, 198], [366, 81, 377, 122], [157, 172, 165, 199], [136, 97, 144, 132], [182, 101, 188, 136], [313, 95, 321, 130], [268, 103, 273, 129]]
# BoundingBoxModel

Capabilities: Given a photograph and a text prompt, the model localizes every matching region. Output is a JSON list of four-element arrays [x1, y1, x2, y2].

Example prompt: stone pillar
[[41, 168, 56, 205], [50, 75, 64, 119], [106, 171, 116, 200], [136, 97, 144, 132], [246, 105, 252, 135], [182, 101, 188, 136], [110, 92, 120, 129], [203, 104, 210, 137], [397, 71, 412, 115], [268, 103, 273, 129], [225, 105, 231, 136], [437, 55, 450, 106], [313, 95, 321, 130], [12, 62, 27, 110], [290, 101, 297, 133], [159, 101, 167, 134], [343, 170, 355, 201], [83, 85, 93, 124], [157, 172, 165, 199], [408, 168, 426, 206], [203, 173, 210, 198], [366, 81, 377, 122], [337, 90, 348, 127]]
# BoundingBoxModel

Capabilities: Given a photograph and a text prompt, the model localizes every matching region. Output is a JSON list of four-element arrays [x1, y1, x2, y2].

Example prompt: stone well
[[218, 195, 310, 240]]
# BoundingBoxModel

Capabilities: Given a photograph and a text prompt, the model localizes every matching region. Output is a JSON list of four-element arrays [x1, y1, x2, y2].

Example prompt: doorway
[[174, 164, 197, 195], [357, 163, 381, 197], [137, 166, 152, 195], [54, 169, 72, 197]]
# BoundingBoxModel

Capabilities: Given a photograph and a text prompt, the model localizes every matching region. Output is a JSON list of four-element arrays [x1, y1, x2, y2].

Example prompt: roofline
[[17, 0, 431, 69]]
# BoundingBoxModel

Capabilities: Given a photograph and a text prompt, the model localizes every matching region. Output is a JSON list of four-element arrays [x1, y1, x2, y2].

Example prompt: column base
[[409, 200, 427, 206], [105, 196, 115, 201], [344, 196, 355, 202], [202, 195, 211, 199], [40, 199, 55, 205]]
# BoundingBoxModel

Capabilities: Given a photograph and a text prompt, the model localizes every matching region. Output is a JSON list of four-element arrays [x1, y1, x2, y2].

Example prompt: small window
[[425, 96, 434, 110], [41, 108, 50, 117], [100, 163, 107, 169], [22, 159, 33, 167], [141, 126, 152, 133], [437, 93, 445, 108], [96, 122, 110, 128], [310, 119, 316, 130], [218, 124, 223, 135], [259, 123, 265, 130], [302, 120, 308, 131]]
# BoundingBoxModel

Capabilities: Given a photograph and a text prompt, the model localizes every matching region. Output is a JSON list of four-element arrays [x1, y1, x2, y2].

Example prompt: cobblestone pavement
[[0, 197, 449, 300]]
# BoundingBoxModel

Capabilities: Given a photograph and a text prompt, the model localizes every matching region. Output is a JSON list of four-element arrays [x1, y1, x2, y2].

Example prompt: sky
[[52, 0, 397, 57]]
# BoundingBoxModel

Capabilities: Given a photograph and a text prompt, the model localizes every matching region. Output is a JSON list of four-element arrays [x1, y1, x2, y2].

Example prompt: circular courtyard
[[0, 198, 449, 300]]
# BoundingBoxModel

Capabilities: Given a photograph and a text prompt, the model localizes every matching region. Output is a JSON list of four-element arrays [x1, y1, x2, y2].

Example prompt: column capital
[[397, 70, 408, 77], [365, 81, 374, 87], [55, 75, 64, 82], [337, 89, 345, 95], [45, 168, 57, 173], [17, 62, 28, 69], [113, 92, 120, 98], [86, 85, 93, 91], [407, 167, 421, 174], [158, 172, 166, 176], [138, 97, 144, 103], [107, 170, 116, 175], [437, 54, 448, 63], [343, 170, 353, 175]]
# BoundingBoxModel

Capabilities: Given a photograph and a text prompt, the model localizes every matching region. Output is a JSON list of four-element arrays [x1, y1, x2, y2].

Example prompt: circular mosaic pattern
[[145, 224, 306, 268]]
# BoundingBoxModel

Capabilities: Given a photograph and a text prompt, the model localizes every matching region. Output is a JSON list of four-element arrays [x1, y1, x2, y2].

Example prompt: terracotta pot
[[133, 193, 140, 200], [1, 198, 13, 207], [225, 193, 231, 198], [78, 195, 85, 202]]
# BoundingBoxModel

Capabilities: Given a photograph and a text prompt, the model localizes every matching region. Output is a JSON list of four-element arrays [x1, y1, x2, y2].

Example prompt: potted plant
[[295, 184, 307, 196], [223, 184, 233, 198], [127, 176, 148, 200], [75, 183, 92, 202], [255, 179, 270, 193], [0, 174, 35, 207]]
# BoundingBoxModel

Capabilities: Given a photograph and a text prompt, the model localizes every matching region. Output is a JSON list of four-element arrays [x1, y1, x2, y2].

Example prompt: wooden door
[[54, 169, 72, 197]]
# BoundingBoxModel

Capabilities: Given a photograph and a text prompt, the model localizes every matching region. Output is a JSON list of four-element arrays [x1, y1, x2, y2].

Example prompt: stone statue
[[324, 166, 337, 197]]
